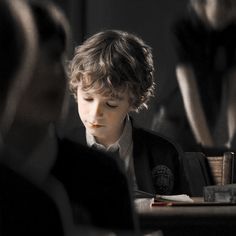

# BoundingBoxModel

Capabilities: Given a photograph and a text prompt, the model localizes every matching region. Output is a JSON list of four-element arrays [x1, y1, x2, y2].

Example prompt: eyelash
[[83, 98, 118, 108], [83, 98, 93, 101], [107, 104, 118, 108]]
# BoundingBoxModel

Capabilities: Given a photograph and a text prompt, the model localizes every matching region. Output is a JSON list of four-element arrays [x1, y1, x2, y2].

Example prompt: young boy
[[68, 29, 189, 195]]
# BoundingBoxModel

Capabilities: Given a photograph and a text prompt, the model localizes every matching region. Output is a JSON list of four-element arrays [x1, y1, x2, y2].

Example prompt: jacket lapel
[[132, 128, 155, 194]]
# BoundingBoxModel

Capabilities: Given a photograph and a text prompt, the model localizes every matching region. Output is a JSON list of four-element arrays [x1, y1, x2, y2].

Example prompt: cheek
[[78, 103, 87, 115], [106, 113, 118, 123], [108, 109, 128, 124], [77, 99, 87, 115]]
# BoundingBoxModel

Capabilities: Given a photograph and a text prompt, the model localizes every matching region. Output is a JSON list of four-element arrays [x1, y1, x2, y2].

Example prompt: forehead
[[78, 77, 129, 98], [78, 85, 129, 100]]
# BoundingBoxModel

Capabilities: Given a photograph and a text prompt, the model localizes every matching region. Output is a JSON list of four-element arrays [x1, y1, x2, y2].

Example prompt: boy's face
[[77, 83, 132, 146]]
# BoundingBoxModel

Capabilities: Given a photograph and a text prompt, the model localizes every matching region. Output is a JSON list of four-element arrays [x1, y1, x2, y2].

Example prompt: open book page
[[150, 195, 236, 207], [155, 194, 194, 202], [150, 194, 194, 207], [133, 190, 193, 202]]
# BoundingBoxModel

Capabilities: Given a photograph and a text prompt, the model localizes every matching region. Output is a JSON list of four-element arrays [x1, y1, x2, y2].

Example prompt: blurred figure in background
[[151, 86, 197, 152], [0, 0, 64, 235], [173, 0, 236, 152]]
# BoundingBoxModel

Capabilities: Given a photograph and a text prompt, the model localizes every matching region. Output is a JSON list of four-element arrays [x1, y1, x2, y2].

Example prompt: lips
[[88, 122, 104, 128]]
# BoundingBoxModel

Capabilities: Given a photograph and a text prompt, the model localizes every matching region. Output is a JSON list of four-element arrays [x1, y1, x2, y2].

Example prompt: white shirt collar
[[86, 115, 133, 164]]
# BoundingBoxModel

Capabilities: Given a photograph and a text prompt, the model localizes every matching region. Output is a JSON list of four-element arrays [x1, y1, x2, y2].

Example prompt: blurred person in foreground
[[2, 0, 138, 234], [0, 0, 64, 235]]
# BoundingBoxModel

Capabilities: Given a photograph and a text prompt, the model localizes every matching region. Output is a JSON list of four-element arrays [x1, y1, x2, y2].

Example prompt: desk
[[135, 198, 236, 236]]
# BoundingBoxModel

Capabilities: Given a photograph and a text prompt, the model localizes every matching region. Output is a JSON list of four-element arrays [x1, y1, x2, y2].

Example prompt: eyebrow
[[82, 91, 125, 101], [114, 96, 125, 101], [108, 94, 125, 101]]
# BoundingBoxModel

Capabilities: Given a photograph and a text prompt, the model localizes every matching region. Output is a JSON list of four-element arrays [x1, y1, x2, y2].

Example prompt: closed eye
[[107, 103, 118, 108], [83, 97, 93, 101]]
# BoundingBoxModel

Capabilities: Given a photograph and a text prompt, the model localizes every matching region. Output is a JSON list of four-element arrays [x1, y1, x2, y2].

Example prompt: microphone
[[151, 165, 174, 195]]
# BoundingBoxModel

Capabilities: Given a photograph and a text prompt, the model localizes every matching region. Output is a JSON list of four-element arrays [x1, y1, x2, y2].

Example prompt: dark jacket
[[0, 164, 64, 236], [132, 127, 189, 195], [66, 124, 190, 196], [52, 138, 138, 231]]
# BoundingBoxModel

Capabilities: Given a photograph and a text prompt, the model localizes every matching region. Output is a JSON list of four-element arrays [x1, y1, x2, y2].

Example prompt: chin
[[87, 128, 98, 136], [88, 129, 104, 138]]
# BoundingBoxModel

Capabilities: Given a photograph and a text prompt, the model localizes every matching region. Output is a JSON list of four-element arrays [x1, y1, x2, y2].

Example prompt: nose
[[92, 102, 103, 117]]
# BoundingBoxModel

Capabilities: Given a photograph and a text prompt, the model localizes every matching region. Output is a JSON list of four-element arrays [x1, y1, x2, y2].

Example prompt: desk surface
[[135, 198, 236, 235]]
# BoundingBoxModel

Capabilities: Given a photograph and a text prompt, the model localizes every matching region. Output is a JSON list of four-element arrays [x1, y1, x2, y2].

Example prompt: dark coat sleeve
[[0, 164, 64, 236], [53, 138, 138, 231]]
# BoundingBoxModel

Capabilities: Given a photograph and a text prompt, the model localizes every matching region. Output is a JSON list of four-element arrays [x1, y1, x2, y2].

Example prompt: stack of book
[[204, 184, 236, 203]]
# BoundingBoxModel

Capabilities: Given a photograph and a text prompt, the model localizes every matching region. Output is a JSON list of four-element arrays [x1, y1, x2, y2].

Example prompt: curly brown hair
[[68, 30, 155, 112]]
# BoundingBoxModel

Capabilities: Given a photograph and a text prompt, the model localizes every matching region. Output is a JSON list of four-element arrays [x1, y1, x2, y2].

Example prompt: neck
[[95, 133, 121, 148], [95, 120, 126, 147]]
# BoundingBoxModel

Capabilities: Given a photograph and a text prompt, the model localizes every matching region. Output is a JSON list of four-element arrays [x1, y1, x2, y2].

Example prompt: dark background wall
[[53, 0, 191, 141]]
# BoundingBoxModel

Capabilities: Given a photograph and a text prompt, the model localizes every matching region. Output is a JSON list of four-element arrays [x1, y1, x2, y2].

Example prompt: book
[[150, 194, 194, 207], [204, 184, 236, 203], [206, 152, 235, 185], [154, 194, 193, 202], [150, 198, 236, 207], [150, 191, 236, 207]]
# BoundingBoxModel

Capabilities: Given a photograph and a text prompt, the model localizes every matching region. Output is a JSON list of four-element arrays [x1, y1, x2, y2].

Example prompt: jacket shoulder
[[133, 127, 183, 155]]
